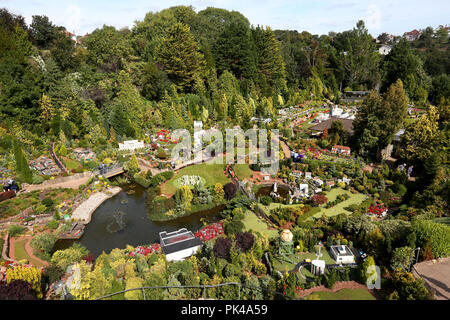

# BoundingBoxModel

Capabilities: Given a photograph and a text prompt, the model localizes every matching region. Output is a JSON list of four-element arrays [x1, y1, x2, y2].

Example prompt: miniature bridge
[[92, 164, 125, 178]]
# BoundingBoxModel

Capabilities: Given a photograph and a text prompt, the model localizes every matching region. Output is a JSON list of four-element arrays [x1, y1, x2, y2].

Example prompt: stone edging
[[72, 187, 122, 225]]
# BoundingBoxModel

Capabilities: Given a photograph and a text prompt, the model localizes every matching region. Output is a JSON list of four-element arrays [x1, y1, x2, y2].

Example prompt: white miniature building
[[193, 121, 205, 151], [315, 113, 329, 122], [118, 140, 145, 151], [329, 245, 355, 264], [378, 45, 392, 55], [311, 260, 326, 275], [305, 172, 312, 180], [159, 228, 203, 262], [313, 178, 324, 186], [331, 106, 343, 117]]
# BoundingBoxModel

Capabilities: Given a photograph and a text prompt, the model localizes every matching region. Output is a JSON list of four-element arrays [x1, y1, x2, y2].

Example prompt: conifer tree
[[154, 22, 205, 92]]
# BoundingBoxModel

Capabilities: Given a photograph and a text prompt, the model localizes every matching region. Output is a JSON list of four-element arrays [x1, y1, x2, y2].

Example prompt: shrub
[[235, 232, 255, 252], [260, 195, 273, 205], [41, 197, 54, 210], [312, 194, 328, 205], [31, 232, 57, 254], [213, 237, 233, 261], [223, 183, 237, 200], [8, 225, 25, 237], [0, 280, 36, 300], [47, 220, 59, 230], [224, 220, 245, 236], [412, 219, 450, 258], [42, 264, 64, 284]]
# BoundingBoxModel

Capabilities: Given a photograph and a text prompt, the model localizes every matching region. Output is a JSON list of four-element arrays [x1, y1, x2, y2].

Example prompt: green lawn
[[233, 164, 253, 180], [63, 157, 81, 171], [161, 163, 230, 196], [273, 245, 337, 279], [14, 239, 46, 267], [313, 188, 367, 218], [308, 288, 376, 300], [243, 210, 278, 239]]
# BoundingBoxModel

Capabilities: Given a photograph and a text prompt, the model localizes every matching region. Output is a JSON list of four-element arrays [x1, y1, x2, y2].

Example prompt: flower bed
[[128, 244, 161, 257], [194, 221, 224, 242], [367, 203, 388, 217]]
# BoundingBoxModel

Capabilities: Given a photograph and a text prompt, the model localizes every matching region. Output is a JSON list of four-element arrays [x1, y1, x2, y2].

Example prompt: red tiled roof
[[332, 145, 350, 150]]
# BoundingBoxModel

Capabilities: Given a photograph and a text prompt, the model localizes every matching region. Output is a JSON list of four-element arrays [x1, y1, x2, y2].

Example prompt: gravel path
[[21, 172, 94, 193], [72, 187, 122, 224]]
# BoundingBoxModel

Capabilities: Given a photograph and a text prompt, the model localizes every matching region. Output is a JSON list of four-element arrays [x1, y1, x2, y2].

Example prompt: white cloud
[[364, 4, 381, 30], [66, 5, 81, 33]]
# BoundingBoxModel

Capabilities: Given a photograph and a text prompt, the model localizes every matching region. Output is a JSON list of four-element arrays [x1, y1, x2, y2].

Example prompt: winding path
[[7, 235, 49, 267]]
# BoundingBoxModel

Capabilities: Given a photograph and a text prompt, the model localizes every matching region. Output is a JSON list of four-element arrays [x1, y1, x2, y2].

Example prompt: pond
[[53, 184, 222, 256], [255, 184, 290, 199]]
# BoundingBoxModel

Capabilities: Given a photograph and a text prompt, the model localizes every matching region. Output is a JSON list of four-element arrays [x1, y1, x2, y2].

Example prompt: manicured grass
[[273, 245, 337, 278], [161, 163, 230, 196], [309, 288, 376, 300], [13, 239, 46, 267], [233, 164, 253, 180], [313, 188, 367, 218], [243, 210, 278, 239], [63, 157, 81, 171]]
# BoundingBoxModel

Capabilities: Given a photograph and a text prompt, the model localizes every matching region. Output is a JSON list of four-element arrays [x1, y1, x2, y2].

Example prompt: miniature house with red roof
[[332, 145, 351, 155]]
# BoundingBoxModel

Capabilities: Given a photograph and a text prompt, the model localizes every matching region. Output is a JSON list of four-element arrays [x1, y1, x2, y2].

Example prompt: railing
[[95, 282, 298, 300], [92, 164, 124, 176]]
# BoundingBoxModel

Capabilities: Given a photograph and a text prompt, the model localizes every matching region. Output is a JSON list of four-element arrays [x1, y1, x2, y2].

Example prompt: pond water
[[255, 184, 290, 199], [53, 184, 221, 256]]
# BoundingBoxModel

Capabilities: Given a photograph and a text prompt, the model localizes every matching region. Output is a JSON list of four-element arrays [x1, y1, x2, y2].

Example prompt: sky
[[1, 0, 449, 37]]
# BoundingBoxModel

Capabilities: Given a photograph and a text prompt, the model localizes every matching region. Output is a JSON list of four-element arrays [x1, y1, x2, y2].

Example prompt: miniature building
[[159, 228, 203, 262], [330, 106, 343, 117], [311, 260, 326, 275], [118, 140, 145, 151], [332, 145, 351, 155], [378, 45, 392, 55], [329, 245, 355, 264]]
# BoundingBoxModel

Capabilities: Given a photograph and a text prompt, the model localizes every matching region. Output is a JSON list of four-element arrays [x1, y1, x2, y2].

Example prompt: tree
[[84, 25, 130, 71], [358, 255, 376, 285], [334, 21, 380, 89], [50, 29, 77, 71], [398, 106, 443, 164], [213, 18, 257, 80], [175, 185, 194, 211], [213, 183, 225, 204], [353, 80, 408, 159], [382, 38, 431, 101], [30, 15, 56, 49], [253, 26, 286, 95], [13, 138, 32, 183], [154, 22, 205, 92]]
